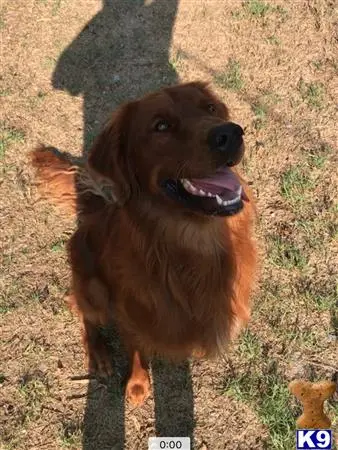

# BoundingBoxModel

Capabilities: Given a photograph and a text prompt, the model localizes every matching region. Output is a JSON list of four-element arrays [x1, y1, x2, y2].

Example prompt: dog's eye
[[208, 104, 216, 113], [154, 119, 170, 132]]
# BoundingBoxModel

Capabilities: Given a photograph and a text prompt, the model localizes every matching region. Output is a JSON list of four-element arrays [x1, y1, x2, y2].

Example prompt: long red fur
[[31, 82, 257, 375]]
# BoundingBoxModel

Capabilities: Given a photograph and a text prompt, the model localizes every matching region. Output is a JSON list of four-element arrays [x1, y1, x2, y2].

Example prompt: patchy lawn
[[1, 0, 337, 449]]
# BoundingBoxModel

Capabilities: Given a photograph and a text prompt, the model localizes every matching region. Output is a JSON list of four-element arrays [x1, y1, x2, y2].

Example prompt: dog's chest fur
[[99, 211, 237, 357]]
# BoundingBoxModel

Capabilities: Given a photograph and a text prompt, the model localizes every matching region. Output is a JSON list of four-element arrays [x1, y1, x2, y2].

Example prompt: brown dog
[[31, 82, 257, 406]]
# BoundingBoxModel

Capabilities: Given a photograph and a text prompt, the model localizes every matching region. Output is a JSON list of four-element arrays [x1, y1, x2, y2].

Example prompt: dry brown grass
[[1, 1, 337, 449]]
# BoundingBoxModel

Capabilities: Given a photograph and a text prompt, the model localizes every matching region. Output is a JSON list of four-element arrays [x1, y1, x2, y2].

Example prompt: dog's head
[[88, 82, 247, 216]]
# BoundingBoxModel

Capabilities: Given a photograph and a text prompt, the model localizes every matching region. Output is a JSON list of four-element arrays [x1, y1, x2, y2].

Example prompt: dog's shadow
[[52, 0, 195, 448], [82, 326, 194, 449]]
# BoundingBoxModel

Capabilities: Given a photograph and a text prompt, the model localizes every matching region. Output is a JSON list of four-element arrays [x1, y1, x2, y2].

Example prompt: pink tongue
[[190, 166, 240, 195]]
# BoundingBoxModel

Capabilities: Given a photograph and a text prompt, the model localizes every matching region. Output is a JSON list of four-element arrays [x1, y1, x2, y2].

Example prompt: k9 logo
[[296, 429, 332, 450]]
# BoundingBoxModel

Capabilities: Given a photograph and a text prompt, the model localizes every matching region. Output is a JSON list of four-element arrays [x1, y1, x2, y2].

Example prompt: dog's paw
[[125, 375, 150, 407], [191, 347, 206, 359]]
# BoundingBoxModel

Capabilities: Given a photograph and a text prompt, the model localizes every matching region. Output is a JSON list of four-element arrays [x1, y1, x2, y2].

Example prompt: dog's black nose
[[208, 122, 244, 166]]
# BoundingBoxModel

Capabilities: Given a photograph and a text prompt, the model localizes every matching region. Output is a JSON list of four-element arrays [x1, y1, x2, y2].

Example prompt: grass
[[224, 360, 297, 449], [0, 305, 15, 314], [274, 5, 288, 19], [252, 102, 267, 118], [231, 10, 245, 19], [0, 15, 5, 31], [331, 309, 338, 342], [284, 326, 320, 350], [29, 91, 49, 109], [50, 238, 66, 252], [227, 277, 334, 447], [280, 165, 313, 208], [299, 277, 338, 313], [307, 153, 327, 169], [298, 79, 325, 109], [307, 291, 337, 312], [266, 35, 281, 45], [0, 373, 7, 383], [312, 59, 324, 70], [252, 101, 268, 129], [0, 124, 25, 159], [250, 93, 281, 130], [256, 272, 336, 357], [256, 278, 331, 346], [280, 154, 334, 232], [279, 147, 334, 252], [214, 59, 244, 91], [261, 90, 281, 105], [295, 210, 337, 249], [59, 419, 82, 448], [268, 236, 307, 270], [0, 276, 60, 314], [1, 1, 337, 449], [328, 402, 338, 432], [37, 90, 48, 100], [305, 142, 332, 169], [43, 56, 57, 69], [18, 371, 50, 422], [244, 0, 271, 18], [240, 1, 288, 21], [169, 49, 184, 71], [52, 0, 62, 16], [0, 88, 12, 97], [236, 329, 262, 361]]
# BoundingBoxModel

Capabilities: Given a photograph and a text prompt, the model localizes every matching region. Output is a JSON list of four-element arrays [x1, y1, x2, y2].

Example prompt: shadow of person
[[53, 0, 179, 154], [152, 359, 194, 438], [82, 331, 194, 450], [53, 1, 195, 448], [82, 325, 129, 450]]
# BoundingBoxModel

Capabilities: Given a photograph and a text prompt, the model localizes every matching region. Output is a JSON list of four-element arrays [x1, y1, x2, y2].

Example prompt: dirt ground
[[1, 1, 337, 449]]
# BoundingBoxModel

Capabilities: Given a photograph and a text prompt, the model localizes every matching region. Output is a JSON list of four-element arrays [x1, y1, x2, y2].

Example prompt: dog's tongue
[[190, 166, 241, 195]]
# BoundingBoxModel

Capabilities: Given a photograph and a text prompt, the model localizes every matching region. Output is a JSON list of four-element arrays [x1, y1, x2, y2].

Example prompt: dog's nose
[[208, 122, 244, 166]]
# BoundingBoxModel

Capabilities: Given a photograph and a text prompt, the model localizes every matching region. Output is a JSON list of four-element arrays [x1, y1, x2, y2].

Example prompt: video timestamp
[[148, 437, 190, 449]]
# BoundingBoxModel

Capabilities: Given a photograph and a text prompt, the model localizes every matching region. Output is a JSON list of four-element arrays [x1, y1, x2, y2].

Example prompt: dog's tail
[[31, 146, 118, 216], [31, 145, 81, 215]]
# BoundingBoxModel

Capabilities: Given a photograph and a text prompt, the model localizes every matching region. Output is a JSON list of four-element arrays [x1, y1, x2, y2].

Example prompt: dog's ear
[[188, 81, 229, 120], [88, 103, 135, 204], [187, 80, 210, 91]]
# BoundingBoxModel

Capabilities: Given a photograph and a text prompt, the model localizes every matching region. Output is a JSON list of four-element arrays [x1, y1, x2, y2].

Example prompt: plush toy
[[289, 379, 336, 429]]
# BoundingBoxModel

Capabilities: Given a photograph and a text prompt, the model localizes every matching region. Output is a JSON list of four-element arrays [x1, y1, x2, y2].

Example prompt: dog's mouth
[[161, 165, 247, 216]]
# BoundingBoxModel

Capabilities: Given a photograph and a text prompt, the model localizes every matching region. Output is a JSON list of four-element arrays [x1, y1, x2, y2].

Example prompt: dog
[[31, 82, 257, 406]]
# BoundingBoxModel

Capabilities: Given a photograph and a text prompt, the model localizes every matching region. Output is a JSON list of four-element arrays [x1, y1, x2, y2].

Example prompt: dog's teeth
[[236, 186, 242, 195], [216, 195, 223, 205], [199, 189, 206, 196], [183, 179, 194, 192], [190, 184, 197, 192], [207, 192, 213, 197], [223, 196, 241, 206]]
